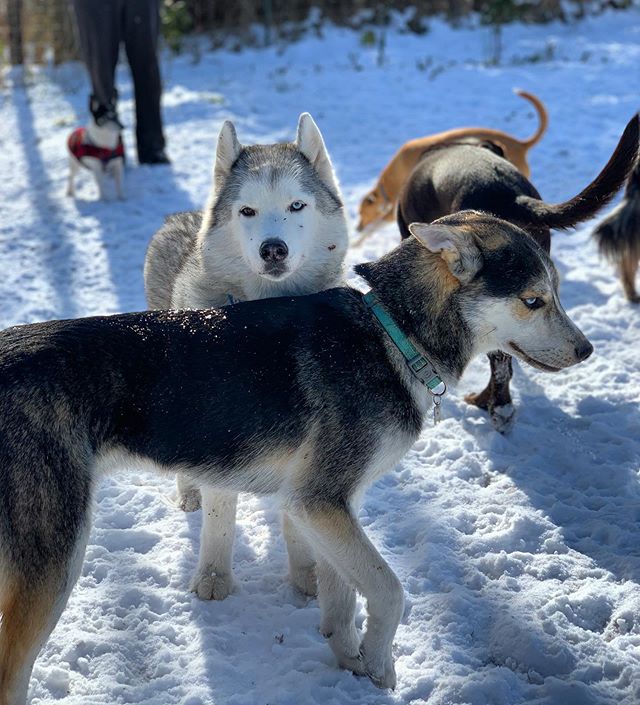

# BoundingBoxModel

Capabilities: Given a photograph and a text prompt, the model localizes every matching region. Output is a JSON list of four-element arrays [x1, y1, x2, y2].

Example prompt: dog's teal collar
[[363, 291, 446, 397]]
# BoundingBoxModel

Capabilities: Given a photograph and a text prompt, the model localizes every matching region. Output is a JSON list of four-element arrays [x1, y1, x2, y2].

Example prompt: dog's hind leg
[[190, 488, 237, 601], [112, 160, 125, 201], [0, 526, 90, 705], [293, 504, 403, 689], [66, 157, 78, 197], [465, 351, 514, 433], [620, 251, 640, 303], [282, 512, 317, 597]]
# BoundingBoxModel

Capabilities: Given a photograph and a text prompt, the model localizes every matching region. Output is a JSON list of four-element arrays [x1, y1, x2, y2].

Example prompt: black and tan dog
[[397, 114, 639, 431], [0, 212, 593, 701], [592, 156, 640, 302]]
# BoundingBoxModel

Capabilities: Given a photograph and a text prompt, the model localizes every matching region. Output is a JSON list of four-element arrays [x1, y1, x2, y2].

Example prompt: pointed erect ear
[[408, 222, 482, 284], [295, 113, 338, 189], [214, 120, 242, 189]]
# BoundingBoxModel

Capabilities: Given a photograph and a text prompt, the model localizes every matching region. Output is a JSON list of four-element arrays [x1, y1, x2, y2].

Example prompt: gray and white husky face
[[410, 214, 594, 371], [202, 113, 348, 288], [233, 172, 326, 281]]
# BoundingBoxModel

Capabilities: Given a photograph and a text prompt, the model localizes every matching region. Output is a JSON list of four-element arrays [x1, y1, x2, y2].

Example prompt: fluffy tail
[[514, 113, 640, 230], [515, 90, 548, 148], [592, 156, 640, 262]]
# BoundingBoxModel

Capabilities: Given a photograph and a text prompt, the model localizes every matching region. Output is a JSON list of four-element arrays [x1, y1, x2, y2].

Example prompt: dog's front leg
[[465, 350, 514, 433], [317, 557, 360, 667], [282, 512, 317, 596], [294, 504, 403, 689], [113, 160, 125, 201], [190, 488, 237, 600], [176, 474, 202, 512]]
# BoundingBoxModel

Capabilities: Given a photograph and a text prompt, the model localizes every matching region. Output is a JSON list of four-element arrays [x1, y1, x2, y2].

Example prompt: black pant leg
[[123, 0, 165, 157], [71, 0, 122, 108]]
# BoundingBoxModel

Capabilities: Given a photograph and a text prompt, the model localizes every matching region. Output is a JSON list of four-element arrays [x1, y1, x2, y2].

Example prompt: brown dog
[[356, 90, 548, 235]]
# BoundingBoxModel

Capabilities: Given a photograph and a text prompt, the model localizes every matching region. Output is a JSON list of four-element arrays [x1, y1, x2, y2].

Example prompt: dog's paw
[[191, 569, 234, 601], [490, 403, 515, 434], [178, 488, 202, 512], [290, 564, 317, 597], [628, 293, 640, 304], [360, 647, 397, 690]]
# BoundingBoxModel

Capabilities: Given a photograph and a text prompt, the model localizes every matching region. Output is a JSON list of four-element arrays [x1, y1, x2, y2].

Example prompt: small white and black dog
[[67, 113, 125, 201], [0, 211, 593, 701], [144, 113, 349, 600]]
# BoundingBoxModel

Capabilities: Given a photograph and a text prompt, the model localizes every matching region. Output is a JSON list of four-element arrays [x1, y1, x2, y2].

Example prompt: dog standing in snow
[[144, 113, 349, 600], [67, 113, 125, 200], [0, 211, 593, 700]]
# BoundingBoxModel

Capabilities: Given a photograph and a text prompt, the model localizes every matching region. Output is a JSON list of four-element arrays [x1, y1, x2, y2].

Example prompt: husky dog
[[397, 113, 639, 432], [67, 113, 125, 200], [144, 113, 349, 600], [592, 156, 640, 302], [0, 211, 592, 701]]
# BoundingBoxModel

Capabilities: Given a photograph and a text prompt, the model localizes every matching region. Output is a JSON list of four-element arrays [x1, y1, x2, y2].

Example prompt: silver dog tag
[[433, 395, 442, 425]]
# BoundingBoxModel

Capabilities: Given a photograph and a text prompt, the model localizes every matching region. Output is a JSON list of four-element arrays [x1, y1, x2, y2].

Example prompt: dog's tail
[[515, 90, 548, 149], [513, 113, 640, 230]]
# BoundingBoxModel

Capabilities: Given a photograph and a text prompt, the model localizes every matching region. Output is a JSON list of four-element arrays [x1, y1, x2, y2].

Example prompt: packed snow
[[1, 8, 639, 705]]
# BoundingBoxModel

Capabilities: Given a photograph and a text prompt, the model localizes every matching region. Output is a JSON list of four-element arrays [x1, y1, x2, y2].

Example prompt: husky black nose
[[260, 239, 288, 262], [575, 339, 594, 361]]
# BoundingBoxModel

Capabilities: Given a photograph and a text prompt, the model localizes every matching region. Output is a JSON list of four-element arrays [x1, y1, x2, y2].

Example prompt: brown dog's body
[[357, 90, 548, 234]]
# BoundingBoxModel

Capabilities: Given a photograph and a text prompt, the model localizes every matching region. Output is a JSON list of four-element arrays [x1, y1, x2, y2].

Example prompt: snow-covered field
[[1, 8, 640, 704]]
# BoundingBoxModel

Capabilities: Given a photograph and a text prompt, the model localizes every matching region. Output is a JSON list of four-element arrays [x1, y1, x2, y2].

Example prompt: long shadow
[[8, 84, 83, 319], [369, 449, 628, 703], [485, 382, 640, 582]]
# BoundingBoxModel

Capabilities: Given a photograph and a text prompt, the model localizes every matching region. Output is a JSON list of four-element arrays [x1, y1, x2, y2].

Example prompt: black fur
[[398, 114, 640, 252], [0, 288, 424, 579]]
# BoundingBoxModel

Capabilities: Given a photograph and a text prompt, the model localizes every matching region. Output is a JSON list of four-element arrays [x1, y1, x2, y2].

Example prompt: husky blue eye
[[522, 296, 544, 310], [239, 206, 256, 217], [289, 201, 306, 212]]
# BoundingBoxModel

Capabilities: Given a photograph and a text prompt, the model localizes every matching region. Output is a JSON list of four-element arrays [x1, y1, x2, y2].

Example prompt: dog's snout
[[259, 239, 288, 262], [574, 339, 594, 362]]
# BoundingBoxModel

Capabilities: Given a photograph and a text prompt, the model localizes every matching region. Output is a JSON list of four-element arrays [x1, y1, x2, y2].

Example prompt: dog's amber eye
[[365, 195, 376, 204], [289, 201, 306, 212], [521, 296, 544, 310], [239, 206, 256, 217]]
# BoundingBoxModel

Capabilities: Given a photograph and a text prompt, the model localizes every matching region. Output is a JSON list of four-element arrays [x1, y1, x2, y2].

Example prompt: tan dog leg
[[621, 252, 640, 303], [282, 513, 317, 597], [317, 558, 359, 664], [294, 505, 404, 689]]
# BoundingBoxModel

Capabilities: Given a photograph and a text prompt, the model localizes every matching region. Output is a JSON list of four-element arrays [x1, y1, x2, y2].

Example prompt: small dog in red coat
[[67, 112, 125, 200]]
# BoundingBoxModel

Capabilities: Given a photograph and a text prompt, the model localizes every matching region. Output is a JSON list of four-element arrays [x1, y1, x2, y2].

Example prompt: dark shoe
[[138, 149, 170, 165]]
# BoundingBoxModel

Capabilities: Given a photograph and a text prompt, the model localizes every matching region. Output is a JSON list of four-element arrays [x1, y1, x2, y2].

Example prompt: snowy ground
[[1, 8, 640, 705]]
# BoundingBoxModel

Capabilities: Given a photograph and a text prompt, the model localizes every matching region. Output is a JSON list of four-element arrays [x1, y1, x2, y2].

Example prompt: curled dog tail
[[514, 113, 640, 230], [515, 90, 549, 148]]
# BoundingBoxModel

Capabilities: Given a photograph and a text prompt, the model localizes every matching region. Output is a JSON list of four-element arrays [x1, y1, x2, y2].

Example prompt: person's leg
[[123, 0, 167, 162], [71, 0, 121, 112]]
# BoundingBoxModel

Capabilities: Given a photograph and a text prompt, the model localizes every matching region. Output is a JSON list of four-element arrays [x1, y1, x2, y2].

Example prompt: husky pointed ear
[[295, 113, 337, 189], [214, 120, 242, 189], [409, 222, 482, 283]]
